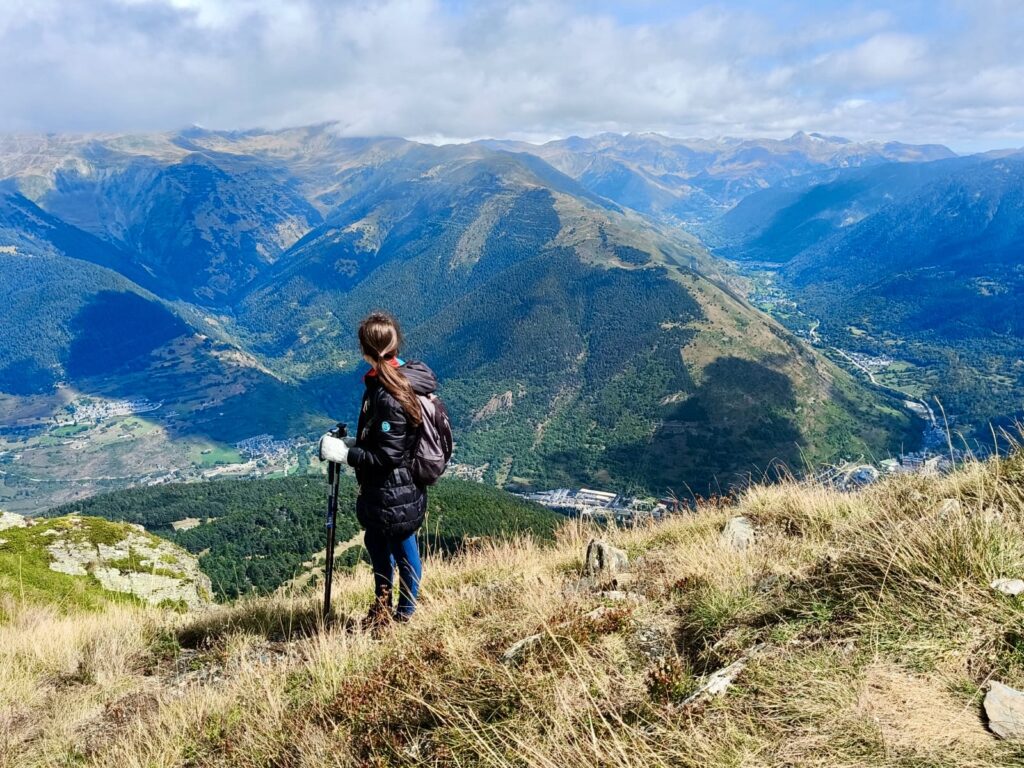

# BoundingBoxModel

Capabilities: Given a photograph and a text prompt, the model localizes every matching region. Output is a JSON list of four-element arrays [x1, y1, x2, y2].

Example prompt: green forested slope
[[46, 476, 560, 599]]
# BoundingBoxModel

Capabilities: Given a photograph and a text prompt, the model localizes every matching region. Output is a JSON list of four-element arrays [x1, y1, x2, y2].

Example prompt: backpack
[[411, 393, 453, 485]]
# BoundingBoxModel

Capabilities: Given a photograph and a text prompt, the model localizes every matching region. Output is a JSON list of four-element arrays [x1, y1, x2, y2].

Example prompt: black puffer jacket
[[346, 360, 438, 538]]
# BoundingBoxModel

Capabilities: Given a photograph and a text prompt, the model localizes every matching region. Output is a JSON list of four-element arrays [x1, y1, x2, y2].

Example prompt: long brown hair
[[358, 311, 422, 427]]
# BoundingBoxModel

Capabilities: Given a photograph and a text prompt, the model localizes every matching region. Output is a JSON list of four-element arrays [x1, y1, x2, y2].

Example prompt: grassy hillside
[[47, 476, 560, 600], [4, 452, 1024, 765]]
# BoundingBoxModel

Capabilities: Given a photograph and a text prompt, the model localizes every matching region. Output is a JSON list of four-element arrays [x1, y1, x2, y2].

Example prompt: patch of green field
[[875, 361, 934, 399], [190, 444, 244, 468], [116, 417, 160, 436]]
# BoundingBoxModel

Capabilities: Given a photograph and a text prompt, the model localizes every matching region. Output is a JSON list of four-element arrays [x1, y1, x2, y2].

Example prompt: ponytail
[[358, 312, 423, 427]]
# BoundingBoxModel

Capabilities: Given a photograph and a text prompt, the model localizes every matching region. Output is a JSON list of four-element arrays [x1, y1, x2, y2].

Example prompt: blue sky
[[0, 0, 1021, 151]]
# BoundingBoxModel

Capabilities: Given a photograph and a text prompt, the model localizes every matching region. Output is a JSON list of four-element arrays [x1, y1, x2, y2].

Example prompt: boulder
[[991, 579, 1024, 597], [985, 682, 1024, 740], [722, 516, 755, 551], [585, 539, 628, 579]]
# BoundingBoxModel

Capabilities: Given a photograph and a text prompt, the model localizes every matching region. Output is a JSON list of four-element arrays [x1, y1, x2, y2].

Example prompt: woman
[[334, 311, 438, 627]]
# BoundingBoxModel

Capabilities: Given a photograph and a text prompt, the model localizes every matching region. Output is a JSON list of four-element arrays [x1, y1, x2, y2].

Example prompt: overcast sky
[[1, 0, 1022, 151]]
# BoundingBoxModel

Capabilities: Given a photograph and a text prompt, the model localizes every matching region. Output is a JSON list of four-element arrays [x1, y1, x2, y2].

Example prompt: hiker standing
[[327, 312, 439, 627]]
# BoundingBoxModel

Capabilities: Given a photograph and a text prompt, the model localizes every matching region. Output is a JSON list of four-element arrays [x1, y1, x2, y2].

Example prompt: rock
[[502, 634, 542, 665], [722, 516, 755, 551], [985, 682, 1024, 740], [936, 498, 961, 518], [585, 539, 628, 579], [632, 619, 674, 661], [681, 644, 765, 707], [991, 579, 1024, 596], [0, 511, 27, 531]]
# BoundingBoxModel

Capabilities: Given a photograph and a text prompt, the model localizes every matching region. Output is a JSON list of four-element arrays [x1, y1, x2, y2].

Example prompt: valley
[[713, 153, 1024, 446], [5, 125, 1019, 514]]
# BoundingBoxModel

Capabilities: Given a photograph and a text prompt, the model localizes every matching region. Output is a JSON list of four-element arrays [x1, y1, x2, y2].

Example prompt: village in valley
[[0, 390, 313, 514]]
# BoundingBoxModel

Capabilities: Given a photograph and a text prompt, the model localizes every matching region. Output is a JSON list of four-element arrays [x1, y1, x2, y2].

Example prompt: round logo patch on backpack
[[380, 421, 391, 433]]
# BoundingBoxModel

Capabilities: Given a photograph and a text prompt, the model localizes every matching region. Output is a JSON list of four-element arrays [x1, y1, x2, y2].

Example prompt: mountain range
[[1, 125, 975, 510], [484, 130, 955, 225]]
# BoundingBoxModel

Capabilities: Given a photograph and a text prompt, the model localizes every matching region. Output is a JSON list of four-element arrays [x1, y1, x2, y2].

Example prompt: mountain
[[484, 131, 955, 225], [219, 138, 915, 492], [0, 194, 325, 433], [0, 138, 323, 304], [714, 153, 1024, 432], [0, 126, 921, 509]]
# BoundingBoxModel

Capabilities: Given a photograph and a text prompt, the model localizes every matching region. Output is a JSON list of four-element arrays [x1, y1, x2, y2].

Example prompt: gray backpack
[[411, 393, 453, 485]]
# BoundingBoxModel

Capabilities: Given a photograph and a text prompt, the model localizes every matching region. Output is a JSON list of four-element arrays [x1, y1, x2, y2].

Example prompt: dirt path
[[276, 532, 366, 594]]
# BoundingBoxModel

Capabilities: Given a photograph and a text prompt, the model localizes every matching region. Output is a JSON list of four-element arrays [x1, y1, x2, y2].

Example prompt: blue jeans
[[363, 528, 422, 618]]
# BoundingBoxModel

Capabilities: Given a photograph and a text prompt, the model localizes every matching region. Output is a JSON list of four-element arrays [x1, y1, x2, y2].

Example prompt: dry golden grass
[[4, 453, 1024, 766]]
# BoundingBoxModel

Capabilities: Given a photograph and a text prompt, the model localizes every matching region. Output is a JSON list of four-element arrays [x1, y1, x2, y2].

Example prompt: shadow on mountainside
[[65, 291, 189, 379], [603, 356, 804, 497], [62, 291, 328, 443]]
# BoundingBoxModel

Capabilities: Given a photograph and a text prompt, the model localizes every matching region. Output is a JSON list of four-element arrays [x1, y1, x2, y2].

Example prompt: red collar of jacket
[[364, 357, 402, 382]]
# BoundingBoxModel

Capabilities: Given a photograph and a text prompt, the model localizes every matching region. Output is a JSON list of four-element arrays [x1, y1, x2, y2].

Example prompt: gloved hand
[[319, 433, 350, 464]]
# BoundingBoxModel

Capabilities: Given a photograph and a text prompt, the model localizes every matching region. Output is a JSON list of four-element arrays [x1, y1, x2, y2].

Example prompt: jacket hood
[[399, 360, 438, 395]]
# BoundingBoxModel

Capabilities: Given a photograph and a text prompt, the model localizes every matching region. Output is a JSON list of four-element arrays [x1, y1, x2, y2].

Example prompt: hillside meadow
[[3, 451, 1024, 766]]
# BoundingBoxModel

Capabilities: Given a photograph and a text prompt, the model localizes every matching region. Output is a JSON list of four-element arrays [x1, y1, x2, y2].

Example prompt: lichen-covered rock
[[585, 539, 629, 579], [6, 515, 211, 609], [722, 516, 755, 550]]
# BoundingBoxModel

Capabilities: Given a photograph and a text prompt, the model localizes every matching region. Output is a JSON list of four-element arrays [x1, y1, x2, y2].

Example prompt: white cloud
[[0, 0, 1020, 151]]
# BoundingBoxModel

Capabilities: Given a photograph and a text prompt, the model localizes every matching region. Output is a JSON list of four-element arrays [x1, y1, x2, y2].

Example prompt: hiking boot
[[361, 591, 393, 635]]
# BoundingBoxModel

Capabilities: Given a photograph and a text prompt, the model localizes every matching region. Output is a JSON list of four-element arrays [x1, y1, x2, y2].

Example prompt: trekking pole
[[322, 423, 347, 621]]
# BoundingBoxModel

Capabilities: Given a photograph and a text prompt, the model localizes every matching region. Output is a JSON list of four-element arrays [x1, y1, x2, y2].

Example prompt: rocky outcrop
[[0, 510, 27, 531], [5, 515, 211, 609]]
